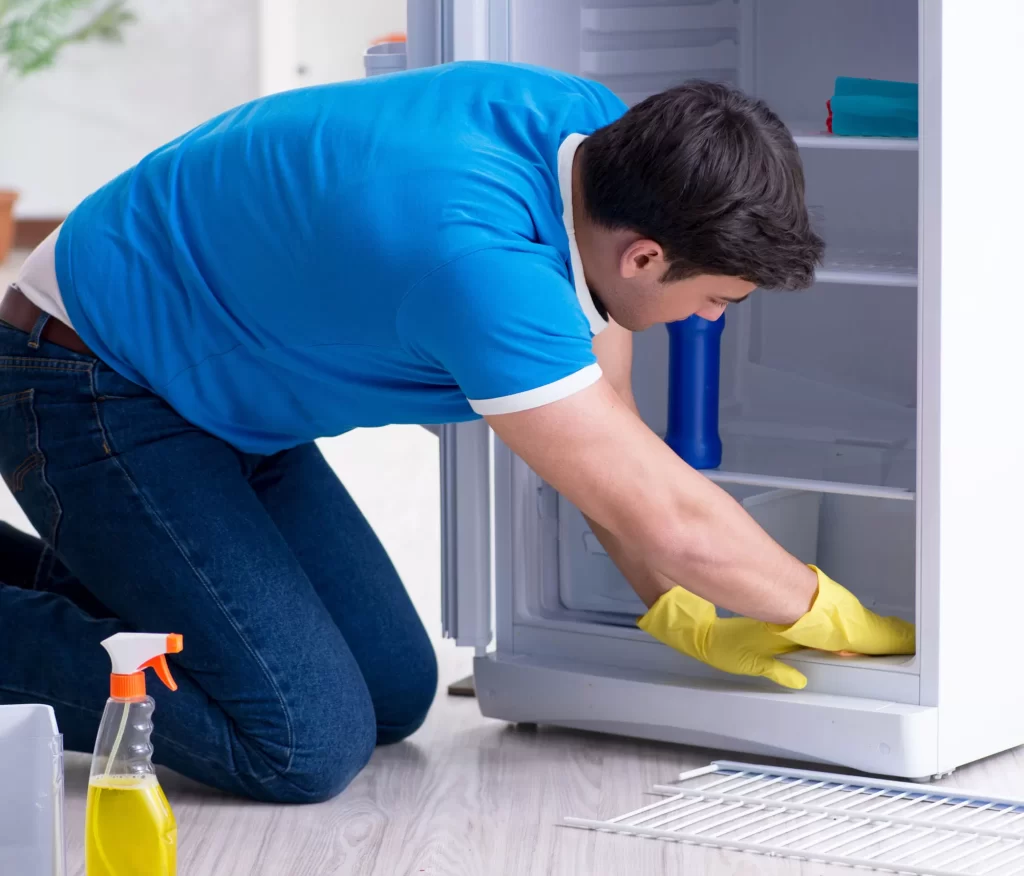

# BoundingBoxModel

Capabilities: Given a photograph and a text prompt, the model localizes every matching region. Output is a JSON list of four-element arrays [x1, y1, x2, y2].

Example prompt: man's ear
[[619, 239, 665, 279]]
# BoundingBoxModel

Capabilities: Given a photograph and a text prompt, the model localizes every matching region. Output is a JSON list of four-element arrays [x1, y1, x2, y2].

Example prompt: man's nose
[[694, 305, 725, 321]]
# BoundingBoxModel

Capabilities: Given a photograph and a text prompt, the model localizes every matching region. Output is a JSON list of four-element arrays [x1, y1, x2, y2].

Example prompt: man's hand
[[771, 566, 916, 655], [639, 585, 809, 689], [638, 567, 915, 689]]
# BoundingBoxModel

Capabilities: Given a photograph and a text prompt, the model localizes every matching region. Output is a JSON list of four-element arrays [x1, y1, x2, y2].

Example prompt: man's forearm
[[487, 380, 817, 626], [631, 468, 818, 624], [583, 513, 670, 608], [584, 489, 817, 623], [576, 391, 817, 622]]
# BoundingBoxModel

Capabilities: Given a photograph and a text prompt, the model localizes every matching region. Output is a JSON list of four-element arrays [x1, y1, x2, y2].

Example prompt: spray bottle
[[85, 632, 183, 876]]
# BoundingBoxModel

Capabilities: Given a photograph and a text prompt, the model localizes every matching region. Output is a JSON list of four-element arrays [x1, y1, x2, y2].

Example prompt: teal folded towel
[[828, 76, 918, 138]]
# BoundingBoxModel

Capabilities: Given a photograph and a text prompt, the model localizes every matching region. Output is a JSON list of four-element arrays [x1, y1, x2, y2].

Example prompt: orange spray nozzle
[[140, 655, 178, 691], [101, 633, 184, 699]]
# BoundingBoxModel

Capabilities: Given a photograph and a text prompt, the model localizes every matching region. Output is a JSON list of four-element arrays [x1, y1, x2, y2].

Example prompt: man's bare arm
[[484, 377, 817, 624], [591, 319, 638, 414], [585, 321, 668, 601]]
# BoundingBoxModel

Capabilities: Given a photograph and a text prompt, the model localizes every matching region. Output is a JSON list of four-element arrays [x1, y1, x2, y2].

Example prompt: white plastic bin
[[735, 485, 822, 569], [0, 704, 66, 876], [559, 484, 822, 615], [363, 40, 407, 78]]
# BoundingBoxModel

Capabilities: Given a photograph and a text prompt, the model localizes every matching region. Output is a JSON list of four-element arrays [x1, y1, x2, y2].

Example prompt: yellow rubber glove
[[637, 586, 810, 690], [771, 566, 916, 655]]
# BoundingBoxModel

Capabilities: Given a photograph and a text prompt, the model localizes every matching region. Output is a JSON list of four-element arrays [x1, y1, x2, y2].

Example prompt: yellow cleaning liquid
[[85, 774, 177, 876]]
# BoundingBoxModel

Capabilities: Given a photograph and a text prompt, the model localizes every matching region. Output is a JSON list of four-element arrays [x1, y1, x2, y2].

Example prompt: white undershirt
[[15, 226, 73, 329]]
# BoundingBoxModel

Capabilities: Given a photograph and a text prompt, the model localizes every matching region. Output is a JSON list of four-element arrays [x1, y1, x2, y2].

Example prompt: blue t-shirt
[[56, 62, 627, 453]]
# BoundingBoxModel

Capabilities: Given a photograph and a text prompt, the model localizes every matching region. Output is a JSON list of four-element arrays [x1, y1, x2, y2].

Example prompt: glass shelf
[[706, 431, 916, 501], [817, 242, 917, 288], [790, 123, 918, 153]]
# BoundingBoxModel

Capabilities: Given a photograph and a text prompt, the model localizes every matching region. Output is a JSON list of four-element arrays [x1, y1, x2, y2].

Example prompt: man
[[0, 62, 913, 804]]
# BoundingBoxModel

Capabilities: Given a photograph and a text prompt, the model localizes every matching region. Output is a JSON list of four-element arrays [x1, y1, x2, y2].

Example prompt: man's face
[[594, 258, 756, 332], [647, 273, 756, 326]]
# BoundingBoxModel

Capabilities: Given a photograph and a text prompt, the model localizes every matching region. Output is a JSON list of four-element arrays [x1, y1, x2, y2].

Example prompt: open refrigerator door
[[406, 0, 503, 656], [439, 421, 493, 653]]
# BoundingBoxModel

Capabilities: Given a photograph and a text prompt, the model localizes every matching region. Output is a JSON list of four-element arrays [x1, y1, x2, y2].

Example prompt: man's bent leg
[[0, 520, 113, 617], [0, 520, 47, 588], [250, 444, 439, 744], [0, 328, 376, 802]]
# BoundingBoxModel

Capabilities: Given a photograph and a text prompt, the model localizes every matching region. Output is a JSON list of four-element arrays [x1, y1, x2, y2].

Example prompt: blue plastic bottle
[[665, 314, 724, 469]]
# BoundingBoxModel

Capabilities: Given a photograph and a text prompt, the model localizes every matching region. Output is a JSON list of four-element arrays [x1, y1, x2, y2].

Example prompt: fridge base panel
[[474, 652, 947, 779]]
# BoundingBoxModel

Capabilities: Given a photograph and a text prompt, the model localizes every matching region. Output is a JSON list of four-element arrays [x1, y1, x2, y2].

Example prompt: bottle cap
[[101, 633, 184, 700]]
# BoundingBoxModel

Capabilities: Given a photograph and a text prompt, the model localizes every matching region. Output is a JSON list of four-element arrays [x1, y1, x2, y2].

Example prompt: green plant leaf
[[1, 0, 136, 78]]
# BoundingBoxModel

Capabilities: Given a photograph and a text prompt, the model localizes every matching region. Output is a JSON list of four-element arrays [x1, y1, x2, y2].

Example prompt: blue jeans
[[0, 317, 437, 803]]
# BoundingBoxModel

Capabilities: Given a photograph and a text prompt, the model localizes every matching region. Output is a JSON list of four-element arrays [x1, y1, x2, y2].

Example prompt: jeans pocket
[[0, 389, 61, 546]]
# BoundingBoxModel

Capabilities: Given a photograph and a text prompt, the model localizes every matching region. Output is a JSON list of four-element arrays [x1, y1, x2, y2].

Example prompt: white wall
[[0, 0, 260, 218], [0, 1, 408, 217], [1, 1, 408, 532]]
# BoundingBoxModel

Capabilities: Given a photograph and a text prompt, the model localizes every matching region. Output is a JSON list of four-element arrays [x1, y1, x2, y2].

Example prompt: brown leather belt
[[0, 285, 94, 356]]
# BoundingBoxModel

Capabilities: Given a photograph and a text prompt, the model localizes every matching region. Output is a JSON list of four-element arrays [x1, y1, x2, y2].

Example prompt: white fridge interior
[[423, 0, 1024, 780], [494, 0, 922, 696]]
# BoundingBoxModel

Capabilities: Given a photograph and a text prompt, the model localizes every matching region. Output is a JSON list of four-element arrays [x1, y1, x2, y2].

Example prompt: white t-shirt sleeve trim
[[468, 363, 603, 416]]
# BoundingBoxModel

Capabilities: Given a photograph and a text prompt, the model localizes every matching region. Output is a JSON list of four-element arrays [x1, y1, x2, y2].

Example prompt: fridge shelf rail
[[581, 41, 738, 78], [792, 125, 919, 153], [706, 470, 913, 501], [817, 243, 918, 288], [581, 2, 739, 34]]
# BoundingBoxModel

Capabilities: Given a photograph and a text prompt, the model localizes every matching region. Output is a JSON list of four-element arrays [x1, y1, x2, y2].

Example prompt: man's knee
[[376, 645, 438, 745], [260, 693, 377, 804], [223, 645, 437, 802], [236, 663, 378, 804]]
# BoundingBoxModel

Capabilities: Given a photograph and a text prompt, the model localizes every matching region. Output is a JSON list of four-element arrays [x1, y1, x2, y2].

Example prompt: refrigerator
[[407, 0, 1024, 781]]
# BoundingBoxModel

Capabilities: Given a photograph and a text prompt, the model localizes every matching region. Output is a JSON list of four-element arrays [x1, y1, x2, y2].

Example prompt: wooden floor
[[56, 422, 1024, 876], [4, 253, 1024, 875], [61, 667, 1024, 876]]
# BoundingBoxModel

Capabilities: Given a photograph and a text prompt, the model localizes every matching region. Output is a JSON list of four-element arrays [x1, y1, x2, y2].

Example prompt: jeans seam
[[3, 388, 63, 555], [32, 545, 56, 591], [23, 388, 64, 552], [0, 388, 35, 408], [0, 359, 94, 372], [90, 391, 297, 782], [0, 686, 240, 771], [0, 688, 105, 720], [88, 363, 113, 457]]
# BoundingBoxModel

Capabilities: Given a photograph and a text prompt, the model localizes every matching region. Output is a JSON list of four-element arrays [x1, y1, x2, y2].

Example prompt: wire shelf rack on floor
[[565, 761, 1024, 876]]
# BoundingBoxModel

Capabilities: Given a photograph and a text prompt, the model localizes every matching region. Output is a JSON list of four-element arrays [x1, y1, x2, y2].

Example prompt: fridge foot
[[446, 674, 476, 698], [911, 770, 956, 784], [514, 722, 539, 732]]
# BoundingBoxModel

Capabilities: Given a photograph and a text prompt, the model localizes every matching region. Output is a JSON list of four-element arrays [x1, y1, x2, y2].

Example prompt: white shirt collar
[[557, 133, 609, 336]]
